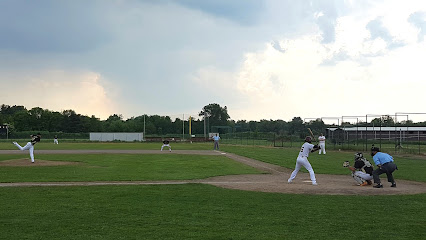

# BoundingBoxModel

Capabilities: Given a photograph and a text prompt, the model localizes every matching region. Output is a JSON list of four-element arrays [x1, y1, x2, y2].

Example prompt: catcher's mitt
[[343, 161, 350, 167]]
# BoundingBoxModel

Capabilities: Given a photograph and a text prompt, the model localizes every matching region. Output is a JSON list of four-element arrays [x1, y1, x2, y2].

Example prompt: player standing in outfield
[[288, 136, 320, 185], [212, 134, 220, 150], [318, 133, 326, 154], [370, 146, 397, 188], [53, 135, 59, 144], [343, 152, 373, 186], [161, 140, 172, 152], [13, 133, 41, 163]]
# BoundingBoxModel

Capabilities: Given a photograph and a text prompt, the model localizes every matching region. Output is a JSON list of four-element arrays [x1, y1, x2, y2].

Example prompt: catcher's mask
[[354, 152, 364, 160], [305, 136, 312, 143]]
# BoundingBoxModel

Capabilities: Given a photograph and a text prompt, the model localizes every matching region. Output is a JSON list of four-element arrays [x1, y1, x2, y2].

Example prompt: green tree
[[289, 117, 305, 137], [199, 103, 230, 133], [248, 121, 258, 132], [89, 115, 103, 132], [13, 111, 32, 131], [371, 115, 395, 126], [235, 120, 248, 132], [1, 105, 27, 125], [305, 118, 326, 135]]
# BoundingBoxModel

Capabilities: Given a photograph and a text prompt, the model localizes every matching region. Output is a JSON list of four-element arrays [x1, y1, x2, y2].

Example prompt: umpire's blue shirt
[[373, 152, 394, 166]]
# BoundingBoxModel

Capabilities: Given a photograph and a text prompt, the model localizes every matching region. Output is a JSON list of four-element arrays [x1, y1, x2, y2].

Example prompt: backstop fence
[[221, 130, 426, 155]]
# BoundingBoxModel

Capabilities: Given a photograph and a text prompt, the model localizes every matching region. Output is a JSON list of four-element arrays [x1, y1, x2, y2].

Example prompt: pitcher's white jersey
[[318, 136, 326, 143], [298, 142, 314, 158]]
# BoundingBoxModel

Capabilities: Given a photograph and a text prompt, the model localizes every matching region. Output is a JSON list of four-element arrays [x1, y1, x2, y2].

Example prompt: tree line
[[0, 103, 424, 138]]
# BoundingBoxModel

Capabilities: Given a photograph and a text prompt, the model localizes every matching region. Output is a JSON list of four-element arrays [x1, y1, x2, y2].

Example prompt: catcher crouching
[[343, 153, 373, 186]]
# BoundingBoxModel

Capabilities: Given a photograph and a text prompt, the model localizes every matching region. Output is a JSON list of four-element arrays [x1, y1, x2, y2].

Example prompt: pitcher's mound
[[0, 159, 79, 167]]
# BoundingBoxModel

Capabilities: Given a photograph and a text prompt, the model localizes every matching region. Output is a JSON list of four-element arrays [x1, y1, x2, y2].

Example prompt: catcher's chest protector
[[355, 158, 373, 174]]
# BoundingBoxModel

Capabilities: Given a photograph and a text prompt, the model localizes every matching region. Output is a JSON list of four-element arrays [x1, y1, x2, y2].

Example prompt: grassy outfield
[[0, 184, 425, 240], [0, 141, 214, 150], [1, 141, 425, 182], [220, 145, 426, 183], [0, 154, 262, 182]]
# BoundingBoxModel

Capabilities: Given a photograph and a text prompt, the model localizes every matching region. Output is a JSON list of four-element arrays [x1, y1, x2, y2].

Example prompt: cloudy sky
[[1, 0, 426, 123]]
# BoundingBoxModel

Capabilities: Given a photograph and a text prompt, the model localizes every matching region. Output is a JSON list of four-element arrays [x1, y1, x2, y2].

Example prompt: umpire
[[370, 146, 397, 188]]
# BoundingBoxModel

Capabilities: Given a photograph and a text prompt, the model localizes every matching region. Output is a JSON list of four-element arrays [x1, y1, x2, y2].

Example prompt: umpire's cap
[[371, 146, 380, 152]]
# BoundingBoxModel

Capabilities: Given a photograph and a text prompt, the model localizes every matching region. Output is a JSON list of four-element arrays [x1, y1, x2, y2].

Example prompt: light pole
[[182, 114, 185, 141], [143, 115, 146, 141], [204, 112, 207, 140]]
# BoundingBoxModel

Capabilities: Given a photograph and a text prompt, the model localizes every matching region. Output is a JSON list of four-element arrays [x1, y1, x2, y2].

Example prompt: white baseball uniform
[[13, 135, 40, 163], [13, 142, 35, 162], [288, 142, 317, 185], [318, 135, 326, 154], [351, 156, 374, 185], [161, 140, 171, 151], [352, 171, 373, 185]]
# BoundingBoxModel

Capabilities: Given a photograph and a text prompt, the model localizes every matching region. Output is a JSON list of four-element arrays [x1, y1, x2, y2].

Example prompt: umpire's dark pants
[[373, 162, 397, 184], [214, 141, 219, 150]]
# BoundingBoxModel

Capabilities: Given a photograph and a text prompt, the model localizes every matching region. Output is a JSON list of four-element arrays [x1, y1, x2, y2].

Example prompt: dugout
[[90, 132, 143, 142]]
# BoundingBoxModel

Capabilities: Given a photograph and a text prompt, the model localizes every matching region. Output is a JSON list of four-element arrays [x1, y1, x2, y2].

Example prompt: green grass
[[0, 184, 424, 240], [0, 154, 262, 182], [0, 141, 214, 150], [2, 141, 425, 182], [0, 142, 425, 239], [328, 141, 426, 155]]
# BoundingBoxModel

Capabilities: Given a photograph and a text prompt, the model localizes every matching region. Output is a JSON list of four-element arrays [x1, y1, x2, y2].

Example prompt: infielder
[[13, 133, 41, 163], [370, 146, 397, 188], [161, 140, 172, 152], [318, 133, 326, 154], [288, 136, 320, 185], [343, 152, 373, 186]]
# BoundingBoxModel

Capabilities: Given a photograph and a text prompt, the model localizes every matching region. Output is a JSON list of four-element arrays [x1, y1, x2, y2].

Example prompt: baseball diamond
[[1, 149, 425, 195]]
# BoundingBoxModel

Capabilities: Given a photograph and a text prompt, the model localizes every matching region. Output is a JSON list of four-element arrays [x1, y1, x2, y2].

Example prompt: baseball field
[[0, 141, 425, 239]]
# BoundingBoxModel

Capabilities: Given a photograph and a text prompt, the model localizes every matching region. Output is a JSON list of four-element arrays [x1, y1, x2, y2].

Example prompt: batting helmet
[[305, 136, 312, 143]]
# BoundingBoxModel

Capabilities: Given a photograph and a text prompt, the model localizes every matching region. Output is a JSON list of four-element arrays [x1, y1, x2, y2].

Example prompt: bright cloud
[[0, 70, 118, 119], [228, 1, 426, 121]]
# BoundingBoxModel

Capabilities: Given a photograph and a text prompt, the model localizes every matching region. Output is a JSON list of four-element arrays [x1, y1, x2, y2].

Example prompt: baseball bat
[[307, 128, 317, 142]]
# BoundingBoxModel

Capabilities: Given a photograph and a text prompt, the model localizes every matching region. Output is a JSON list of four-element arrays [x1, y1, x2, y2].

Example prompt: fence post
[[273, 133, 276, 147], [419, 131, 421, 155]]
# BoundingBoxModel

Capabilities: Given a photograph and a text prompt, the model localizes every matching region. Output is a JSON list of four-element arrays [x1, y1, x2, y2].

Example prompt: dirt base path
[[1, 150, 425, 195]]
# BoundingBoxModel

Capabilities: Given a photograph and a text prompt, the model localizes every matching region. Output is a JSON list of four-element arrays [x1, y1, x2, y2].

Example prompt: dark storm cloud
[[0, 0, 110, 53], [408, 11, 426, 42], [172, 0, 265, 26]]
